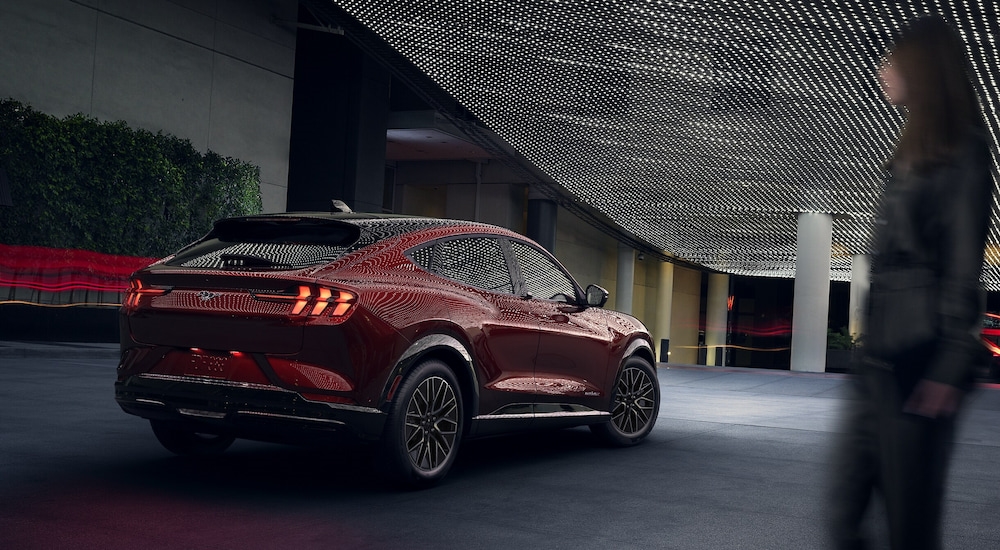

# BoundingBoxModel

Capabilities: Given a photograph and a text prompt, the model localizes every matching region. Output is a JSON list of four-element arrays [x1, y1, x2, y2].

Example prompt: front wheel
[[591, 356, 660, 446], [150, 420, 235, 455], [379, 359, 463, 488]]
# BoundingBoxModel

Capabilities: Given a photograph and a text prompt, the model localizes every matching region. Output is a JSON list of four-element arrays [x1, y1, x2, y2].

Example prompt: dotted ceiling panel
[[326, 0, 1000, 287]]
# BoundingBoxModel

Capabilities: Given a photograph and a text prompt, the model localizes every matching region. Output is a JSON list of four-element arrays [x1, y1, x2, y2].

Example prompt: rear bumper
[[115, 373, 387, 442]]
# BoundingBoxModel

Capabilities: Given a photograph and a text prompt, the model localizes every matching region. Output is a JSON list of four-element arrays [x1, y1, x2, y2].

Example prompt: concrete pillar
[[654, 261, 674, 362], [669, 267, 702, 365], [849, 254, 870, 343], [527, 190, 557, 253], [616, 244, 635, 315], [790, 213, 833, 372], [286, 31, 390, 213], [706, 273, 730, 366]]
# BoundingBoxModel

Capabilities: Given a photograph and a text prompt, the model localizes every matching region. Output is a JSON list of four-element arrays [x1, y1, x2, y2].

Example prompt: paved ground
[[2, 341, 1000, 549]]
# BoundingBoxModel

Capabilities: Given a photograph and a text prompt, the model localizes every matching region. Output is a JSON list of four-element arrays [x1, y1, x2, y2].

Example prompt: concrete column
[[849, 254, 870, 343], [527, 190, 557, 253], [286, 32, 390, 213], [616, 244, 635, 315], [706, 273, 730, 366], [790, 213, 833, 372], [654, 261, 674, 362], [350, 59, 391, 213]]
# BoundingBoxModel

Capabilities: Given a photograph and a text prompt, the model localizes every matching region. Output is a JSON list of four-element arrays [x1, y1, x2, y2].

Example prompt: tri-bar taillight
[[252, 285, 357, 319], [124, 279, 357, 322], [123, 279, 171, 309]]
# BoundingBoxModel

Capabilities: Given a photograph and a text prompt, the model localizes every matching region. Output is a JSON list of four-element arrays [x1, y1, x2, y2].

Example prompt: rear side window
[[410, 237, 514, 294], [165, 217, 362, 270]]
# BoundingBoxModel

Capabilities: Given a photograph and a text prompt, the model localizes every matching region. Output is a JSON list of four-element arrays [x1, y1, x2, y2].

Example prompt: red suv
[[981, 312, 1000, 381], [115, 213, 659, 486]]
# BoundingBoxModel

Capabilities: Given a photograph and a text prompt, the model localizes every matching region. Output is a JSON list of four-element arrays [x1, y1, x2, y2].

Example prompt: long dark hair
[[886, 16, 984, 171]]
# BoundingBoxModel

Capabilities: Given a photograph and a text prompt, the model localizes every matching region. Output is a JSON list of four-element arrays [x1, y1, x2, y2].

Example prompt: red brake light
[[331, 292, 354, 317], [253, 285, 356, 320], [290, 285, 312, 315], [311, 287, 332, 316], [124, 279, 170, 309]]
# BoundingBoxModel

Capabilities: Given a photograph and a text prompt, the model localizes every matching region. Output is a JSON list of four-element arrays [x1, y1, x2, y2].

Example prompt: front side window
[[412, 237, 514, 294], [510, 240, 577, 302]]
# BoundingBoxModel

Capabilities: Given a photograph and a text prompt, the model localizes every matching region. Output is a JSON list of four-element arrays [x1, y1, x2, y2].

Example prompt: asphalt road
[[2, 343, 1000, 549]]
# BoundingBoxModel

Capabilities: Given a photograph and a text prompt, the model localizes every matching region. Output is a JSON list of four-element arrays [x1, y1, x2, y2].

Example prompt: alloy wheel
[[610, 365, 656, 436], [403, 375, 460, 471]]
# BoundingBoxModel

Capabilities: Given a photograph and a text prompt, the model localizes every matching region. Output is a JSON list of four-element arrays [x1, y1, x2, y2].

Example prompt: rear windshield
[[165, 217, 362, 270], [162, 216, 455, 271]]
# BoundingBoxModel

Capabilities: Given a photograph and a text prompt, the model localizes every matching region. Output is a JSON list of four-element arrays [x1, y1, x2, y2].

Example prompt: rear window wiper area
[[211, 217, 362, 246], [219, 254, 293, 270], [161, 217, 365, 270]]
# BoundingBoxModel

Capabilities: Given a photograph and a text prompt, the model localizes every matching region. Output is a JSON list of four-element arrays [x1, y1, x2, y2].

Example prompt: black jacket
[[866, 128, 993, 391]]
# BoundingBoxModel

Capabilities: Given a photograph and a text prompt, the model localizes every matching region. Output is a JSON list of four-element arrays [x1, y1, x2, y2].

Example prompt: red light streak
[[1, 245, 158, 305], [982, 338, 1000, 356], [0, 278, 131, 293], [0, 300, 123, 308]]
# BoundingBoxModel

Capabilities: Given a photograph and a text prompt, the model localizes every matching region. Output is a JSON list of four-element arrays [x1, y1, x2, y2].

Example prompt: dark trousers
[[828, 366, 958, 550]]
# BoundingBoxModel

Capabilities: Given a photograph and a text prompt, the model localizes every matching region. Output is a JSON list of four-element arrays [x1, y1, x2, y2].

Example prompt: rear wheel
[[379, 359, 463, 488], [150, 420, 235, 456], [591, 356, 659, 446]]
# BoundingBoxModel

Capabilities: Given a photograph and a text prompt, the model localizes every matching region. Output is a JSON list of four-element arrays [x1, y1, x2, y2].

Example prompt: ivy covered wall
[[0, 99, 262, 258]]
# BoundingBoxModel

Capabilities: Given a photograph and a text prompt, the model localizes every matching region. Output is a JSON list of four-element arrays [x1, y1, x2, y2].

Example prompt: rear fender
[[380, 334, 480, 421]]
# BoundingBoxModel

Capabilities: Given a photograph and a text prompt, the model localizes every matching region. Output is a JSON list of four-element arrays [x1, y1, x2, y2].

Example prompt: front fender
[[622, 336, 656, 368]]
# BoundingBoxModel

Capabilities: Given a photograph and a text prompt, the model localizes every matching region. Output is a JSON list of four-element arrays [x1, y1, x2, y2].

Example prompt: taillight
[[291, 285, 311, 315], [253, 285, 357, 321], [983, 338, 1000, 357], [123, 279, 171, 310]]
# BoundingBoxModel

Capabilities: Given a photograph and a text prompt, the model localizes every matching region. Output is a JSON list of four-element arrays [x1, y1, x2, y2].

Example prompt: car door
[[507, 239, 613, 414], [419, 235, 540, 417]]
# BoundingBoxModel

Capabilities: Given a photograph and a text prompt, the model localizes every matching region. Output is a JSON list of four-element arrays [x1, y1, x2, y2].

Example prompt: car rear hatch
[[124, 215, 363, 354]]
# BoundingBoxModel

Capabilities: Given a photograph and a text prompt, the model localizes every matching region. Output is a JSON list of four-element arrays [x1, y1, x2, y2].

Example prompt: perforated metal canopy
[[305, 1, 1000, 287]]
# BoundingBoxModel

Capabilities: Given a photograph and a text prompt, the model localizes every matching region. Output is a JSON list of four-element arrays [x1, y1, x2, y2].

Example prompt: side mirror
[[585, 284, 609, 308]]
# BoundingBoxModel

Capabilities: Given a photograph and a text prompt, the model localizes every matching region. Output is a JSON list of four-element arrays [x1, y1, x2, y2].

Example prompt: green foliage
[[827, 326, 856, 350], [0, 98, 262, 257]]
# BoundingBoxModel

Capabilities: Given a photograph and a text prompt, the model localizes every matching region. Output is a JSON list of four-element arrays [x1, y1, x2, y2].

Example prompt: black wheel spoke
[[611, 365, 656, 437], [403, 375, 459, 472]]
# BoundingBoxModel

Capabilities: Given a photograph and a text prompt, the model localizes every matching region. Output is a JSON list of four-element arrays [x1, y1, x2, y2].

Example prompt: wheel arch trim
[[383, 333, 480, 414], [622, 337, 656, 367]]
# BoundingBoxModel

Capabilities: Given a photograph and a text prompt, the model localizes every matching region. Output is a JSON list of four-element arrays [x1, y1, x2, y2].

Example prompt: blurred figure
[[828, 15, 993, 550]]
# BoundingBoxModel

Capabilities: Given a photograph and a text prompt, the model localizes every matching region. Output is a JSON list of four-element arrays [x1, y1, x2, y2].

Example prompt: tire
[[379, 359, 463, 488], [591, 356, 660, 446], [150, 420, 235, 456]]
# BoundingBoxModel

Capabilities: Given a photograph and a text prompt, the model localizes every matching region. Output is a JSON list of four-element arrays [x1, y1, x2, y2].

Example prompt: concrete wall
[[632, 255, 658, 331], [0, 0, 297, 213], [555, 212, 686, 354], [394, 159, 530, 231], [554, 206, 617, 300]]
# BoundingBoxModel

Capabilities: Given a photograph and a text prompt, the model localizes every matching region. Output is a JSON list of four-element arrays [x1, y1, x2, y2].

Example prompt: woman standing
[[828, 15, 993, 550]]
